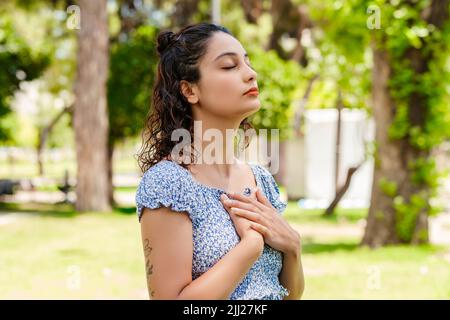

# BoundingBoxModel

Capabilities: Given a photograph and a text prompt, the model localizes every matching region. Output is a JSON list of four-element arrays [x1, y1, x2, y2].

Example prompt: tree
[[0, 17, 49, 142], [4, 0, 78, 175], [305, 0, 372, 215], [73, 0, 110, 211], [363, 0, 450, 247], [229, 0, 312, 181], [107, 25, 159, 205]]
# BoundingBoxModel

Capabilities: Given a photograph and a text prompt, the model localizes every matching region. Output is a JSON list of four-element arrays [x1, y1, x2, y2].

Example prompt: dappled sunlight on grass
[[282, 202, 450, 299], [284, 201, 368, 225], [0, 202, 449, 299], [0, 206, 147, 299]]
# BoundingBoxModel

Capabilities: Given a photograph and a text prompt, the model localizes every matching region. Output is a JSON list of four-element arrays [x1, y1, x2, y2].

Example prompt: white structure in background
[[241, 108, 375, 209], [211, 0, 221, 24], [294, 109, 375, 208]]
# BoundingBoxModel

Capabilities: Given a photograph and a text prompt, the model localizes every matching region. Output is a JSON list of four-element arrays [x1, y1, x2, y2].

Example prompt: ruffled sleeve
[[135, 160, 194, 222], [255, 164, 288, 215]]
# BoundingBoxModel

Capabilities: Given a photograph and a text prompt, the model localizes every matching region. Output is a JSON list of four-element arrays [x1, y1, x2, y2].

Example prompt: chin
[[241, 103, 260, 118], [248, 101, 261, 112]]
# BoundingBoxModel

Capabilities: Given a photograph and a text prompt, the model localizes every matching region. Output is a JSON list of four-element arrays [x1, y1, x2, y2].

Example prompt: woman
[[135, 22, 304, 300]]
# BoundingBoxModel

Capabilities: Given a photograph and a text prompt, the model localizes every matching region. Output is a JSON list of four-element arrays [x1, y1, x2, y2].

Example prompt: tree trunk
[[240, 0, 263, 24], [362, 44, 411, 247], [107, 141, 115, 207], [362, 0, 449, 248], [36, 105, 73, 176], [36, 143, 44, 176], [324, 162, 363, 216], [268, 0, 312, 185], [334, 90, 342, 197], [273, 140, 287, 185], [324, 89, 343, 217], [293, 74, 319, 137], [73, 0, 111, 212], [170, 0, 201, 28], [268, 0, 311, 65]]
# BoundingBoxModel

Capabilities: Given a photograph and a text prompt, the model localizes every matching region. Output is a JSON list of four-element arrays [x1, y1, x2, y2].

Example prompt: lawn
[[0, 202, 449, 299]]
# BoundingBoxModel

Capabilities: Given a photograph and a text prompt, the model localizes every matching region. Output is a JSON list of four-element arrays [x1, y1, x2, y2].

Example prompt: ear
[[180, 80, 199, 104]]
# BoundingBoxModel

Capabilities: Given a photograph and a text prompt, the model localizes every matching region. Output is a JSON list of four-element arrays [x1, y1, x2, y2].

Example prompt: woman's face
[[189, 32, 260, 121]]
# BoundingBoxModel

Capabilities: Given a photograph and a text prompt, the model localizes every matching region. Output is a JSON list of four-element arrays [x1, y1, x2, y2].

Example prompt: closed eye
[[222, 65, 236, 70]]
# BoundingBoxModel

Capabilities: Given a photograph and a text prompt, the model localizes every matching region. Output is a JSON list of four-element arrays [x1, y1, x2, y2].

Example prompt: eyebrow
[[214, 52, 249, 61]]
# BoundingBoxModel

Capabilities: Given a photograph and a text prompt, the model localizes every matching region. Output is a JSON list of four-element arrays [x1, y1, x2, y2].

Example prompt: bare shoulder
[[140, 206, 191, 227], [140, 206, 192, 255], [140, 206, 193, 299]]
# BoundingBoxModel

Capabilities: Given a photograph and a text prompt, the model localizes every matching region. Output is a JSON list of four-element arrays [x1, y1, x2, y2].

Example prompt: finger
[[228, 191, 266, 211], [220, 193, 230, 206], [232, 207, 267, 225], [220, 194, 242, 209], [250, 222, 269, 237], [255, 187, 273, 208], [220, 193, 234, 207], [221, 196, 260, 213]]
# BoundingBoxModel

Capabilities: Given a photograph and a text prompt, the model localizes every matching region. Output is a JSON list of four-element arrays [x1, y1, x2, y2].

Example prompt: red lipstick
[[244, 87, 259, 96]]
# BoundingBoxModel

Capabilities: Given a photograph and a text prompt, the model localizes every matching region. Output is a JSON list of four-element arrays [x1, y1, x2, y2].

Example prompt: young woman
[[135, 22, 304, 300]]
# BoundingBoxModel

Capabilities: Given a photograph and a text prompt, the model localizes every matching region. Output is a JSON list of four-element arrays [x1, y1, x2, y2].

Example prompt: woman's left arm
[[221, 187, 305, 300]]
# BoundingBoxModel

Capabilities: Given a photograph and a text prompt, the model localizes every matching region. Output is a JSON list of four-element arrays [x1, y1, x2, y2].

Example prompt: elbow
[[283, 290, 303, 300], [283, 282, 305, 300], [174, 282, 192, 300]]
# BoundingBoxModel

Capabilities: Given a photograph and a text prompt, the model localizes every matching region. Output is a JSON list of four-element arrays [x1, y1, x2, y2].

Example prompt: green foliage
[[109, 5, 306, 146], [306, 0, 372, 111], [408, 157, 440, 188], [393, 191, 428, 242], [378, 177, 398, 197], [107, 25, 159, 144], [246, 46, 302, 140], [388, 103, 409, 139], [370, 0, 450, 240], [0, 17, 49, 141]]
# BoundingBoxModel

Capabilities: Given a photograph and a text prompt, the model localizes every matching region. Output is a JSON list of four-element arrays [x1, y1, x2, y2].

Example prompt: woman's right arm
[[140, 206, 264, 300]]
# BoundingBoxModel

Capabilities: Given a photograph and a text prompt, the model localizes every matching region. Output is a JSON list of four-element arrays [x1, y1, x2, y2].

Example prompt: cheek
[[201, 73, 241, 107], [207, 72, 238, 94]]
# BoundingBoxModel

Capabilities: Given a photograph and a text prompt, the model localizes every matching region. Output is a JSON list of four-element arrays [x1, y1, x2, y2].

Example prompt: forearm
[[279, 239, 304, 300], [177, 233, 263, 300]]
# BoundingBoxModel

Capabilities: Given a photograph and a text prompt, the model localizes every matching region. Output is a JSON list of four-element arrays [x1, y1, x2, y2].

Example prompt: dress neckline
[[163, 159, 261, 195]]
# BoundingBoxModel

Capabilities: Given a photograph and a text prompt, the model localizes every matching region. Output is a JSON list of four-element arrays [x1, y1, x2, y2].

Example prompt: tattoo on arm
[[143, 238, 155, 298]]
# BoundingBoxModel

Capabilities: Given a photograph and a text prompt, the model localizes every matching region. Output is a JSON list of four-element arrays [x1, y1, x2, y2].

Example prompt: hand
[[220, 191, 263, 245], [222, 187, 301, 255]]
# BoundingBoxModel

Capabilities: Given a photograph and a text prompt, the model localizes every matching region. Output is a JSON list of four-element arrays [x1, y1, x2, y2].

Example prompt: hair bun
[[157, 31, 178, 55]]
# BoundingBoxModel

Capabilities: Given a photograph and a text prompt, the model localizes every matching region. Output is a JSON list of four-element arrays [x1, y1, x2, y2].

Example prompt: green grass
[[0, 202, 449, 299], [284, 204, 368, 225], [0, 204, 145, 299], [301, 241, 450, 299]]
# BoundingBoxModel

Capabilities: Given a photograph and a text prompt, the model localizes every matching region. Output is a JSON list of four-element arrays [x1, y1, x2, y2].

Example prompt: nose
[[244, 64, 257, 82]]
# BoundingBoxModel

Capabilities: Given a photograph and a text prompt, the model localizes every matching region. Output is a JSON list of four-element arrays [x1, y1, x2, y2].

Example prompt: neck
[[189, 111, 245, 177]]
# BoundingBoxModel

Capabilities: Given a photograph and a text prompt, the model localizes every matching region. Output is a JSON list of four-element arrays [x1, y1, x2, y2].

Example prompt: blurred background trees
[[0, 0, 449, 248]]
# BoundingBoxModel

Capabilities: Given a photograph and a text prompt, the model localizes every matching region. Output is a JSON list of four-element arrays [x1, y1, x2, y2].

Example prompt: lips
[[244, 87, 259, 95]]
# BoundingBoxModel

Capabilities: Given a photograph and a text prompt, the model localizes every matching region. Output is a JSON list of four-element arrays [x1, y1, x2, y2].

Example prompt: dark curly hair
[[136, 22, 254, 173]]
